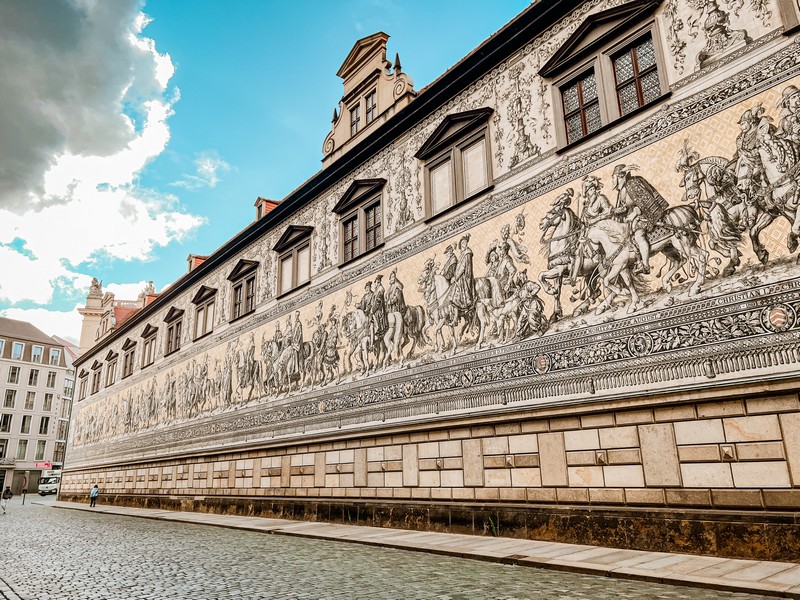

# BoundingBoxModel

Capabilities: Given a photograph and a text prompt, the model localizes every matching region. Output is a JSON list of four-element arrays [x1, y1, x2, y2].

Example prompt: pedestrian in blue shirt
[[89, 484, 99, 507]]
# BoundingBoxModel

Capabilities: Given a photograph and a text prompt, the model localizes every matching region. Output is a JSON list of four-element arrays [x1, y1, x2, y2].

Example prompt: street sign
[[35, 462, 52, 468]]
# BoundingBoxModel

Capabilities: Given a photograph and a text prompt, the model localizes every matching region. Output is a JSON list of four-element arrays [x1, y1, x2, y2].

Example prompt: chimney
[[187, 254, 208, 273], [255, 197, 280, 220]]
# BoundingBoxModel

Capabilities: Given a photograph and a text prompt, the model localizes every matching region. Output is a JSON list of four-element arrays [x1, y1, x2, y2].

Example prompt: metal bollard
[[22, 489, 27, 505]]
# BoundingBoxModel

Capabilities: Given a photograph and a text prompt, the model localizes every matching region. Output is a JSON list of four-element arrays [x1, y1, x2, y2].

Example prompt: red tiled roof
[[114, 306, 140, 327]]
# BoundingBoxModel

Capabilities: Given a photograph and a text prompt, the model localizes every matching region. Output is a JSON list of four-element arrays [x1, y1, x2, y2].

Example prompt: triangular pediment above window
[[227, 259, 259, 282], [78, 368, 88, 378], [104, 349, 118, 361], [91, 360, 103, 370], [333, 179, 387, 215], [337, 32, 389, 81], [163, 306, 185, 323], [141, 323, 158, 339], [539, 0, 660, 78], [414, 108, 494, 160], [273, 226, 314, 253], [191, 285, 217, 305], [121, 338, 137, 351]]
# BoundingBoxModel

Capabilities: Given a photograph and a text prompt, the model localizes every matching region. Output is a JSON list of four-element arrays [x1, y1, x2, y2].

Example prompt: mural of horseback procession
[[72, 83, 800, 446], [540, 84, 800, 319]]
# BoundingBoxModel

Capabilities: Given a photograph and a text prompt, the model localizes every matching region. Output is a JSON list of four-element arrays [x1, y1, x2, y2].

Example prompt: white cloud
[[171, 151, 232, 190], [105, 280, 150, 300], [0, 1, 204, 311], [0, 305, 84, 343]]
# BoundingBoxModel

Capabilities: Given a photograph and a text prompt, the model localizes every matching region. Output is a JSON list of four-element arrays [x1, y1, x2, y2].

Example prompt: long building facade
[[66, 0, 800, 559]]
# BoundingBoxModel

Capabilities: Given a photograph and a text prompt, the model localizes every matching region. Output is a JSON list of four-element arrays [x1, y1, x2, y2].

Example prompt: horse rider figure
[[441, 244, 457, 283], [569, 176, 610, 284], [612, 164, 669, 275]]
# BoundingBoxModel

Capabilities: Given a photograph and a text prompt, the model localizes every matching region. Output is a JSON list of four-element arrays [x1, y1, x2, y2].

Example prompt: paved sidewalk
[[52, 500, 800, 598]]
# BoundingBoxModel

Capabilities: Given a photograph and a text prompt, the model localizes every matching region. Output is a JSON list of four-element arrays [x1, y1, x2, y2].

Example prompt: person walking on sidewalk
[[89, 484, 99, 508], [1, 486, 12, 514]]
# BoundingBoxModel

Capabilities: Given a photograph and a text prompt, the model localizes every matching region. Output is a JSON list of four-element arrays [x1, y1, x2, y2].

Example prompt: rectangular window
[[105, 361, 117, 386], [63, 378, 74, 398], [430, 160, 454, 215], [7, 366, 19, 384], [43, 393, 53, 412], [364, 202, 382, 251], [342, 216, 358, 262], [613, 35, 660, 116], [78, 377, 88, 401], [3, 390, 15, 409], [0, 414, 11, 433], [562, 70, 601, 145], [20, 415, 31, 434], [11, 342, 24, 360], [57, 421, 68, 439], [232, 275, 256, 320], [53, 441, 65, 463], [15, 439, 27, 460], [31, 345, 43, 363], [350, 105, 361, 136], [365, 91, 377, 124], [0, 339, 4, 357], [296, 245, 311, 285], [49, 348, 61, 366], [195, 299, 215, 339], [90, 369, 101, 394], [35, 440, 46, 461], [165, 320, 181, 355], [39, 416, 50, 435], [280, 255, 293, 295], [142, 336, 156, 368], [46, 371, 57, 389], [0, 439, 6, 459], [24, 392, 34, 410], [462, 139, 488, 197], [122, 349, 135, 378], [28, 369, 39, 387]]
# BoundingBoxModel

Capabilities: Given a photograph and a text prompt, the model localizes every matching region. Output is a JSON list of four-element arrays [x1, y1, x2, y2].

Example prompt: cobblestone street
[[0, 500, 775, 600]]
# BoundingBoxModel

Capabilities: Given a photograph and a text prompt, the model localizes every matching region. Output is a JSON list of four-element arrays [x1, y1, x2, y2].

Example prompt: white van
[[38, 470, 61, 496]]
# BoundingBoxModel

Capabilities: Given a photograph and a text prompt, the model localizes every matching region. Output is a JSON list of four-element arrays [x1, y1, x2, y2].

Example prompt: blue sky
[[0, 0, 529, 340]]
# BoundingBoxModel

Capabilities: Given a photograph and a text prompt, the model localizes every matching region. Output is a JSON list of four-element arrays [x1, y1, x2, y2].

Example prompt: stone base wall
[[57, 494, 800, 561], [61, 389, 800, 560]]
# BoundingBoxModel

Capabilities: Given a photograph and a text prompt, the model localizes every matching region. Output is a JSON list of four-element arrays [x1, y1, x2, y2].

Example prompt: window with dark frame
[[20, 415, 31, 434], [193, 287, 216, 340], [90, 367, 101, 395], [105, 359, 117, 386], [350, 105, 361, 136], [38, 416, 49, 435], [333, 180, 385, 264], [538, 2, 666, 150], [273, 227, 312, 295], [342, 215, 358, 263], [416, 108, 494, 218], [28, 369, 39, 387], [0, 414, 11, 433], [365, 90, 377, 124], [43, 393, 53, 412], [7, 366, 19, 384], [613, 34, 660, 116], [122, 340, 136, 379], [561, 70, 602, 144], [232, 275, 255, 320], [165, 320, 181, 355], [141, 327, 157, 368], [45, 371, 56, 389], [78, 375, 88, 400], [24, 392, 34, 410], [3, 390, 14, 409], [35, 439, 46, 461]]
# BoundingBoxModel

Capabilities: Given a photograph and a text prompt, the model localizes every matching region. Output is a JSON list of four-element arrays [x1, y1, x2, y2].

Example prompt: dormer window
[[540, 1, 667, 149], [163, 307, 184, 356], [334, 179, 385, 264], [140, 324, 158, 368], [274, 226, 313, 296], [227, 260, 258, 321], [415, 108, 494, 218]]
